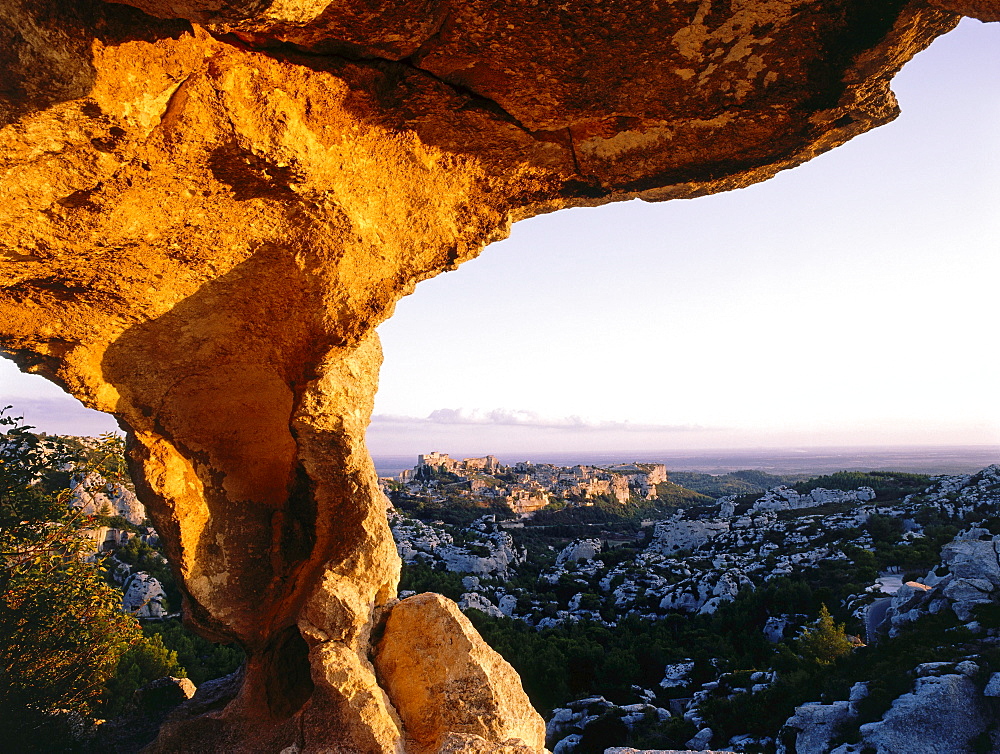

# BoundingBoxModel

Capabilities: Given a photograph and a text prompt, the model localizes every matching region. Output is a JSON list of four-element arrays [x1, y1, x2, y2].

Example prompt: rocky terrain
[[8, 422, 1000, 753], [390, 465, 1000, 753]]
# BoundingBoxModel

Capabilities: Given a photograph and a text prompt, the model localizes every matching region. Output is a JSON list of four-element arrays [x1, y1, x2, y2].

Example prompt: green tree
[[794, 604, 854, 666], [0, 411, 143, 747], [101, 633, 184, 717]]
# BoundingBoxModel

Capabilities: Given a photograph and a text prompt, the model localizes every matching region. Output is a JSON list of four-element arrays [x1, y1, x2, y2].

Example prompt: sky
[[3, 18, 999, 455]]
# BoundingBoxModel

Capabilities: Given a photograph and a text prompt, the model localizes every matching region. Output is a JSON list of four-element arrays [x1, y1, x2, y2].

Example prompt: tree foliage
[[792, 471, 931, 502], [0, 411, 142, 747], [143, 619, 244, 686], [0, 411, 254, 750], [101, 633, 184, 717], [794, 604, 854, 666]]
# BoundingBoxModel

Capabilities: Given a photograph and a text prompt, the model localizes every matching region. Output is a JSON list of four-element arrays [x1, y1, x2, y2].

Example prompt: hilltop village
[[387, 451, 671, 515]]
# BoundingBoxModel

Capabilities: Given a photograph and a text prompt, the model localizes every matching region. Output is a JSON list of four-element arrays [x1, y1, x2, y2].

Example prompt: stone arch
[[0, 1, 994, 750]]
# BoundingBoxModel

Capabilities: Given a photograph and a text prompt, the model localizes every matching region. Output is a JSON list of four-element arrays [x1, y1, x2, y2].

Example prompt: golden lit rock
[[375, 593, 546, 754]]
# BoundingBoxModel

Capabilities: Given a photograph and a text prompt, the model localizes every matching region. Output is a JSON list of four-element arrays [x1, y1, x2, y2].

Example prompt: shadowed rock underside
[[0, 0, 993, 751]]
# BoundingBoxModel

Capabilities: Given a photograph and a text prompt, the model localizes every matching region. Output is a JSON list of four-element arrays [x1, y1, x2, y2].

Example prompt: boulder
[[941, 534, 1000, 588], [985, 673, 1000, 697], [661, 661, 695, 690], [498, 594, 518, 617], [68, 472, 147, 524], [777, 701, 854, 754], [763, 616, 789, 643], [458, 592, 505, 620], [750, 487, 874, 514], [648, 520, 730, 555], [374, 593, 545, 754], [436, 733, 540, 753], [552, 734, 583, 754], [122, 572, 167, 619], [606, 750, 737, 754], [684, 728, 715, 750], [556, 539, 602, 566], [856, 674, 990, 754]]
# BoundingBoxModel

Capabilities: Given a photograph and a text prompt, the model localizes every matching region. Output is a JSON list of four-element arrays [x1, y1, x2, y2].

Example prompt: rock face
[[546, 696, 672, 753], [877, 526, 1000, 634], [648, 519, 730, 555], [0, 0, 979, 749], [392, 514, 522, 578], [556, 539, 603, 566], [778, 700, 855, 754]]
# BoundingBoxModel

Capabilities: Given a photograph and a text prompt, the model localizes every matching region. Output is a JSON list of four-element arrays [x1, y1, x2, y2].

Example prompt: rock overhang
[[93, 0, 970, 204]]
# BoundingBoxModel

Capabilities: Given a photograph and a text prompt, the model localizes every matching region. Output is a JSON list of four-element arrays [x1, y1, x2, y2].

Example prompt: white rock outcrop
[[69, 472, 146, 524], [122, 572, 167, 619], [556, 539, 602, 566], [546, 696, 672, 753], [390, 515, 521, 578], [647, 519, 730, 555], [777, 701, 854, 754], [750, 486, 875, 514], [458, 592, 506, 619]]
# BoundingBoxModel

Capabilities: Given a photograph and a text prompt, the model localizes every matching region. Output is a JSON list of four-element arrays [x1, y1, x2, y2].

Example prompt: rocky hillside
[[391, 466, 1000, 753]]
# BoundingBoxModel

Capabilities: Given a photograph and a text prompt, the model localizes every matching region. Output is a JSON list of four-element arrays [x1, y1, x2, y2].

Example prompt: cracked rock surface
[[0, 0, 989, 751]]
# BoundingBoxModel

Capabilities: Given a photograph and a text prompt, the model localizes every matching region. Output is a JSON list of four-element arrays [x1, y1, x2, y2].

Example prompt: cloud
[[369, 408, 715, 434]]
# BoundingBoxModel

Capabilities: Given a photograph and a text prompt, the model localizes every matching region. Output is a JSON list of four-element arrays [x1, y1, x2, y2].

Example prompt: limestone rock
[[69, 471, 147, 524], [685, 728, 714, 750], [938, 530, 1000, 622], [375, 593, 546, 754], [929, 0, 1000, 22], [985, 673, 1000, 697], [647, 519, 730, 555], [658, 568, 751, 614], [856, 674, 990, 754], [750, 486, 875, 514], [122, 571, 168, 618], [498, 594, 518, 617], [555, 539, 602, 566], [942, 534, 1000, 587], [546, 696, 672, 752], [661, 661, 696, 690], [392, 515, 521, 578], [763, 616, 790, 643], [459, 592, 506, 620], [610, 748, 735, 754], [777, 700, 854, 754], [436, 732, 541, 754]]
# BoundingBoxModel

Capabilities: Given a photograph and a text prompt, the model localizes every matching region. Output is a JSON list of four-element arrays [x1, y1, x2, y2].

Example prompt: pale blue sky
[[3, 18, 999, 454]]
